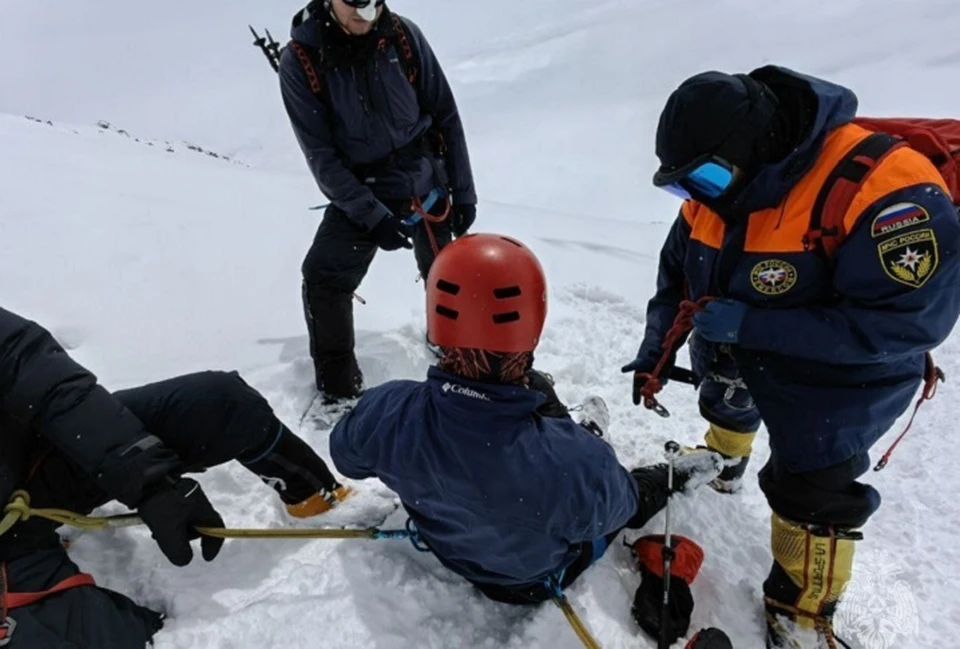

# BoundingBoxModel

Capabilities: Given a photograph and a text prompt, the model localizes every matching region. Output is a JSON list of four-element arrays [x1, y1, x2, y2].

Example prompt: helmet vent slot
[[436, 280, 461, 295], [492, 312, 520, 324]]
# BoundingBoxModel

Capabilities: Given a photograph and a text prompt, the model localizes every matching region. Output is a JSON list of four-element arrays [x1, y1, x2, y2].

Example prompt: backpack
[[283, 12, 448, 163], [801, 117, 960, 471], [250, 10, 420, 102], [804, 117, 960, 259], [286, 12, 419, 102]]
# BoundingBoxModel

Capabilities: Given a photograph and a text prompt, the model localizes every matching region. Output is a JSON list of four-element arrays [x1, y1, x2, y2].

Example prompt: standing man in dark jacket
[[623, 66, 960, 647], [0, 306, 351, 648], [280, 0, 478, 402], [330, 233, 722, 603]]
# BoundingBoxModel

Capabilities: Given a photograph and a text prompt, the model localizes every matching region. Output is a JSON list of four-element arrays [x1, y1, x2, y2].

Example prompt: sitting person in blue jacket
[[329, 233, 722, 602]]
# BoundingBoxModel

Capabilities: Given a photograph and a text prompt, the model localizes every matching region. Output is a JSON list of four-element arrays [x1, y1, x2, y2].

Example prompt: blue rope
[[370, 518, 431, 553], [404, 518, 431, 552], [544, 567, 567, 599]]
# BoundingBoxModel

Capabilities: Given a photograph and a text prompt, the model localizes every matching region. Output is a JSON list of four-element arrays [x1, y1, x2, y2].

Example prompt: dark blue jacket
[[638, 67, 960, 472], [279, 5, 476, 230], [329, 368, 640, 586]]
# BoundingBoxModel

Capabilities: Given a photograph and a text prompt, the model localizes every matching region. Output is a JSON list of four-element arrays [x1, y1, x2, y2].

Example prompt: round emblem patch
[[750, 260, 798, 295]]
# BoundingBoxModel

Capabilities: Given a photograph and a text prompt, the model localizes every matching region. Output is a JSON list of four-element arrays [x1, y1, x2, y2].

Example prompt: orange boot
[[285, 485, 354, 518]]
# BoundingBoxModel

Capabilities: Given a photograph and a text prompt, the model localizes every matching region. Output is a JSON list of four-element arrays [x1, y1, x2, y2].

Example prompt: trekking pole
[[660, 441, 680, 649]]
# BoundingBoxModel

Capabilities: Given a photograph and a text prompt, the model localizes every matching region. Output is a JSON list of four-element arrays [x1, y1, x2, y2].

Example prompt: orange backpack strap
[[805, 132, 906, 260]]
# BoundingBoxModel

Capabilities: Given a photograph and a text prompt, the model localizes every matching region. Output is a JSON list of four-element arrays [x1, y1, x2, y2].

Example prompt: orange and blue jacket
[[639, 68, 960, 472]]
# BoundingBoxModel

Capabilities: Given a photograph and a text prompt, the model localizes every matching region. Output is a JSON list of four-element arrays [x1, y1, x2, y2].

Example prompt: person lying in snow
[[329, 233, 723, 603], [0, 305, 351, 648]]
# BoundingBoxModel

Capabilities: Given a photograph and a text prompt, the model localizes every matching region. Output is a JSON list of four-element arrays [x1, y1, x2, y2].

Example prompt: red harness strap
[[874, 352, 945, 471], [410, 193, 451, 257], [1, 562, 96, 626]]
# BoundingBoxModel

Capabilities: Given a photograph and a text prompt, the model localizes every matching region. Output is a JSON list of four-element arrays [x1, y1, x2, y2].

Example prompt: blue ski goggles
[[654, 156, 735, 201]]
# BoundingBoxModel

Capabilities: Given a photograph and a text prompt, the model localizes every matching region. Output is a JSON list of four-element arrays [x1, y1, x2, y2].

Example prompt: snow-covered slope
[[2, 0, 960, 647]]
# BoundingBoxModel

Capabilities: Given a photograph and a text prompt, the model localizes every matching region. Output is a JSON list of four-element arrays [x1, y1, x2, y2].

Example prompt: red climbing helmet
[[426, 233, 547, 353]]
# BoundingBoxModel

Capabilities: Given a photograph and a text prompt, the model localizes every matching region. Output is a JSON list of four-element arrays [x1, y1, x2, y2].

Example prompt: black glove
[[370, 214, 413, 251], [450, 203, 476, 237], [137, 477, 225, 567], [621, 353, 673, 406], [526, 369, 570, 419], [686, 628, 734, 649]]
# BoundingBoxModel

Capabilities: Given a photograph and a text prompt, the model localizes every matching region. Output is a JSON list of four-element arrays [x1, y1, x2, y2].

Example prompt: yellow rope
[[553, 595, 602, 649], [3, 491, 603, 647], [195, 527, 376, 539], [1, 490, 378, 540]]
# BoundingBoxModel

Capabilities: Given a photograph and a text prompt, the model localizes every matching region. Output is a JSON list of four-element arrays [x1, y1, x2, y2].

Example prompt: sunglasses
[[656, 155, 736, 201], [342, 0, 384, 7]]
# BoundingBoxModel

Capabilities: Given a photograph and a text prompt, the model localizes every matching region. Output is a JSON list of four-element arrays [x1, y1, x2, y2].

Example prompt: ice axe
[[249, 25, 282, 73]]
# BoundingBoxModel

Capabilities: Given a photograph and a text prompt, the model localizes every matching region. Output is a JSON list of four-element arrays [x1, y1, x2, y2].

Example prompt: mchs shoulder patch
[[871, 203, 930, 238], [879, 228, 939, 288]]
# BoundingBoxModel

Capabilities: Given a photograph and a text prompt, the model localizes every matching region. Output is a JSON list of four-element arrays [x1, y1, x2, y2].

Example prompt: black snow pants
[[0, 370, 339, 648], [301, 200, 452, 398]]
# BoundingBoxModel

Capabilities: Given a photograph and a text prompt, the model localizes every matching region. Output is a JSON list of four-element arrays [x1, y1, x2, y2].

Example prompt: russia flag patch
[[871, 202, 930, 237]]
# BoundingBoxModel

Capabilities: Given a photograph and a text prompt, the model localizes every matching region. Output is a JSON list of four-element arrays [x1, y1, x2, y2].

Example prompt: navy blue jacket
[[0, 307, 182, 511], [638, 67, 960, 472], [279, 5, 476, 230], [329, 368, 640, 586]]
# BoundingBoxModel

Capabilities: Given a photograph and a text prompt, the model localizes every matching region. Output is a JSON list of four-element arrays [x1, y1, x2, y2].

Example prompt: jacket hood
[[290, 1, 328, 48], [731, 65, 859, 213]]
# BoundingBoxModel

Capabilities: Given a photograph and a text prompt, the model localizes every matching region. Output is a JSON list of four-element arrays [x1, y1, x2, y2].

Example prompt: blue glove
[[692, 299, 750, 344]]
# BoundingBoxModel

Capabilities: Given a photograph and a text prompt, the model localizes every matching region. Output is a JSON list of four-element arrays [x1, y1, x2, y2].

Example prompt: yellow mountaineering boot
[[764, 513, 860, 649], [703, 423, 757, 493]]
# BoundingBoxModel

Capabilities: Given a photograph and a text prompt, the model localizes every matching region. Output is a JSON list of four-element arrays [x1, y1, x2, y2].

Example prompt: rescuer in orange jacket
[[623, 65, 960, 647]]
